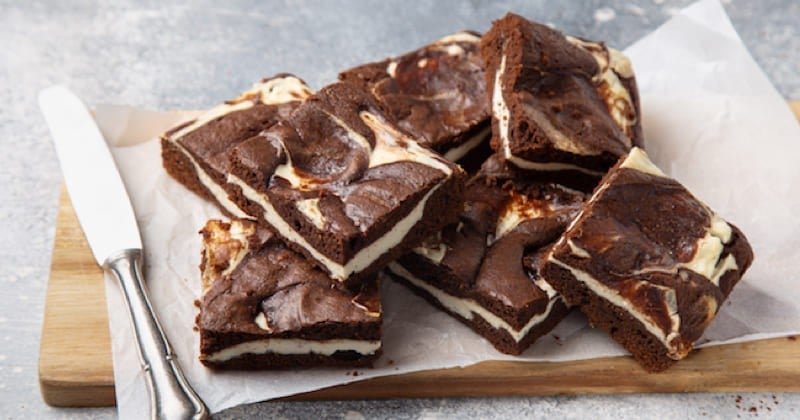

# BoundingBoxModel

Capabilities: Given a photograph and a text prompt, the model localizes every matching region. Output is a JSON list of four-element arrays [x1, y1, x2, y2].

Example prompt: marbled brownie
[[541, 148, 754, 372], [481, 13, 642, 184], [387, 155, 584, 354], [198, 219, 382, 369], [226, 82, 466, 288]]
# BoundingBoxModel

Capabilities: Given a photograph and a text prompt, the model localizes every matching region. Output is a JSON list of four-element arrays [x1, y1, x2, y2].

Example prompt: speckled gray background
[[1, 0, 798, 418]]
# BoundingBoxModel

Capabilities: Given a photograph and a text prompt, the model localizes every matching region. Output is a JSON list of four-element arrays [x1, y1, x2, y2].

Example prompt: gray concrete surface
[[1, 0, 798, 418]]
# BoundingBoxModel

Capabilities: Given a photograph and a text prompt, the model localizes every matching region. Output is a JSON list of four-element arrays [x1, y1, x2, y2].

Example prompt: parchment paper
[[96, 1, 800, 417]]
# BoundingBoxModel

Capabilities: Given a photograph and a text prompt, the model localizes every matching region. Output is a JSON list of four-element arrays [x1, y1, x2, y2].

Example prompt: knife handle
[[105, 249, 209, 420]]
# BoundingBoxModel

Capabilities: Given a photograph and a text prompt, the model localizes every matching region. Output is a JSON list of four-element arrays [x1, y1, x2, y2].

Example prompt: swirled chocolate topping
[[340, 31, 491, 162]]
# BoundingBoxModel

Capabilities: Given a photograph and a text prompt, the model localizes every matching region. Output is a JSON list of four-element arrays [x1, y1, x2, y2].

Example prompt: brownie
[[339, 31, 491, 165], [480, 13, 642, 184], [161, 74, 312, 217], [386, 155, 584, 354], [227, 82, 466, 288], [197, 219, 382, 369], [540, 147, 754, 372]]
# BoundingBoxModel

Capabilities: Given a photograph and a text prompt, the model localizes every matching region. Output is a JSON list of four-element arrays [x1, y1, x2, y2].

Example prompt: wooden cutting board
[[39, 102, 800, 407]]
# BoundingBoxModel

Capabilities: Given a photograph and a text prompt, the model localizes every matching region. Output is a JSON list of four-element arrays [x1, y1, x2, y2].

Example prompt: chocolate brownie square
[[161, 74, 311, 217], [226, 82, 466, 288], [387, 155, 584, 354], [541, 148, 754, 372], [198, 219, 382, 369], [339, 31, 491, 165], [481, 13, 642, 182]]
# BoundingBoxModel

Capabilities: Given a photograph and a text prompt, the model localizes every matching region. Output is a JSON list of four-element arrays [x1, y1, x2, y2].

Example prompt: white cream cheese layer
[[548, 258, 684, 358], [221, 221, 254, 276], [521, 103, 601, 156], [168, 140, 251, 219], [533, 276, 559, 300], [508, 158, 605, 176], [413, 243, 448, 264], [599, 47, 636, 139], [628, 226, 739, 287], [437, 44, 465, 56], [436, 31, 481, 45], [170, 76, 311, 140], [432, 31, 480, 56], [564, 36, 636, 140], [229, 174, 445, 281], [201, 220, 254, 293], [492, 193, 551, 242], [709, 254, 738, 286], [295, 198, 326, 230], [608, 48, 634, 78], [567, 239, 591, 258], [205, 338, 381, 362], [398, 31, 481, 58], [442, 125, 491, 162], [493, 54, 513, 161], [620, 147, 666, 176], [254, 312, 271, 332], [621, 149, 738, 286], [386, 61, 398, 78], [361, 112, 454, 175], [388, 262, 562, 343], [413, 232, 447, 264], [681, 228, 735, 280]]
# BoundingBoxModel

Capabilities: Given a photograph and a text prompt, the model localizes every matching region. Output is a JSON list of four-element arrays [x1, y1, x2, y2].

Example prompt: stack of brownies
[[161, 13, 753, 373]]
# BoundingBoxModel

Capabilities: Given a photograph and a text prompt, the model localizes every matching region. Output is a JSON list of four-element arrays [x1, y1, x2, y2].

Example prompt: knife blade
[[39, 86, 208, 420]]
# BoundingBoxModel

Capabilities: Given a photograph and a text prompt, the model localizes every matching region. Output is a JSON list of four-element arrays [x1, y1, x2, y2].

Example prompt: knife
[[39, 86, 208, 420]]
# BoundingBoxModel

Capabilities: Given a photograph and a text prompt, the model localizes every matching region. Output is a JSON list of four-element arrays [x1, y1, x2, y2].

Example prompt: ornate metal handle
[[105, 249, 208, 420]]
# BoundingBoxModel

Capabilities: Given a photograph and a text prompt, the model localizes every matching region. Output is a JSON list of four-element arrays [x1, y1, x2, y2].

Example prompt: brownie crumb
[[788, 335, 797, 341]]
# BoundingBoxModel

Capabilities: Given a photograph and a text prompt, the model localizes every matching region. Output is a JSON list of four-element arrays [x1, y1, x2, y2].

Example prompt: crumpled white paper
[[97, 1, 800, 417]]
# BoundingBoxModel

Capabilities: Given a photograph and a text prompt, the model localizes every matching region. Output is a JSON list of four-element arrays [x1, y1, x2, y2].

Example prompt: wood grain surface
[[38, 102, 800, 407]]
